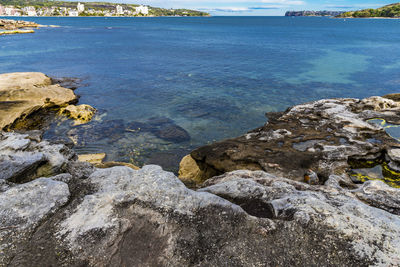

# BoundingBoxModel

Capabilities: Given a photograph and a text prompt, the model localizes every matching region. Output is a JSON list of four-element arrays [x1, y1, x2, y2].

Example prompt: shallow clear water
[[1, 16, 400, 170]]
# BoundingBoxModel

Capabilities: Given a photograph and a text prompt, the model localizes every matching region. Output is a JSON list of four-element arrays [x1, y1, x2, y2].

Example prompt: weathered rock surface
[[190, 96, 400, 186], [0, 131, 75, 183], [1, 131, 400, 266], [0, 72, 94, 130]]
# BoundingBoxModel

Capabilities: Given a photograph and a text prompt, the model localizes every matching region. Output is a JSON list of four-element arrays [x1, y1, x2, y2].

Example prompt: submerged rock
[[68, 119, 126, 145], [1, 131, 400, 266], [126, 117, 191, 143], [190, 96, 400, 186], [154, 123, 190, 142]]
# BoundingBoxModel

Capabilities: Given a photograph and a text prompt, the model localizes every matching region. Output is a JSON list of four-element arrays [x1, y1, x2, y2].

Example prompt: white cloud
[[261, 0, 304, 5]]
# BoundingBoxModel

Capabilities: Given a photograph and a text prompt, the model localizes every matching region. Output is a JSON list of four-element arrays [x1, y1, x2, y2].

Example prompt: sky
[[121, 0, 397, 16]]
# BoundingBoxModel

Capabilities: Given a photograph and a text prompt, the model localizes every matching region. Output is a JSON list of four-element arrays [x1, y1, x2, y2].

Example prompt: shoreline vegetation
[[0, 0, 209, 17]]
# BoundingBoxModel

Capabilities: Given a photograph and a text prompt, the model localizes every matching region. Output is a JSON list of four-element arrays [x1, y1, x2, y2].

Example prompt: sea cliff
[[1, 72, 400, 265]]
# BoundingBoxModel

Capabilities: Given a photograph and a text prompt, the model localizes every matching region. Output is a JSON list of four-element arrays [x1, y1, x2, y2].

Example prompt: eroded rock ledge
[[1, 131, 400, 266], [187, 95, 400, 187]]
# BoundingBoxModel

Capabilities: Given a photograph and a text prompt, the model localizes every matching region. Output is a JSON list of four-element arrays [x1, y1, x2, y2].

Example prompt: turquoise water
[[1, 16, 400, 170]]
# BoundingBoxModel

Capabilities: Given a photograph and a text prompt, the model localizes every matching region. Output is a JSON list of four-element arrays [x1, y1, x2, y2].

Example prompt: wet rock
[[190, 96, 400, 185]]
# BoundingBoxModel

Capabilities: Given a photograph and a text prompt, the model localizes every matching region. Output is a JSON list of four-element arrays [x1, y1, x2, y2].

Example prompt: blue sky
[[121, 0, 396, 15]]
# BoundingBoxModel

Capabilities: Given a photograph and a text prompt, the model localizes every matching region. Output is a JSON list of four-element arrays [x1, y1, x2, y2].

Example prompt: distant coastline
[[0, 0, 209, 17]]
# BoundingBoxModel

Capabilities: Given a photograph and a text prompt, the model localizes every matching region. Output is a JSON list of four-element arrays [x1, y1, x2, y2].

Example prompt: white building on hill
[[26, 6, 37, 16], [68, 10, 79, 16], [116, 5, 123, 15], [77, 3, 85, 13], [136, 5, 149, 15]]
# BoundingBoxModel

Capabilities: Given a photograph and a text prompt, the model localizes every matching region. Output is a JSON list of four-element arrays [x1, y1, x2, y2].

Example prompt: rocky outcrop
[[190, 96, 400, 187], [0, 72, 95, 130], [0, 19, 40, 30], [1, 131, 400, 266]]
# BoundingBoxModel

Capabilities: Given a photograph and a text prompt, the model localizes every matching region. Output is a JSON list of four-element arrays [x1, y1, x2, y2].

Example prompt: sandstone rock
[[95, 161, 140, 170], [191, 96, 400, 185], [0, 29, 35, 35], [77, 153, 106, 164], [178, 154, 205, 184], [59, 104, 96, 125], [0, 72, 77, 130]]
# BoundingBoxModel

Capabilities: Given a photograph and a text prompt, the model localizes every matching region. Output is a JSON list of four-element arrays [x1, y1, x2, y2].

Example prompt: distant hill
[[285, 11, 345, 17], [337, 3, 400, 18]]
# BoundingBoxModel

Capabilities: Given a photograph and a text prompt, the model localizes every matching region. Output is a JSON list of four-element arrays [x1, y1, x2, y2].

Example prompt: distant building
[[77, 3, 85, 13], [135, 5, 149, 15], [0, 5, 5, 15], [26, 6, 37, 16], [68, 10, 79, 16], [5, 7, 17, 16], [116, 5, 123, 15]]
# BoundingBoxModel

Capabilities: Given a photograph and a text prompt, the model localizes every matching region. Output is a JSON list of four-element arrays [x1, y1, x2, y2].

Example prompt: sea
[[1, 16, 400, 171]]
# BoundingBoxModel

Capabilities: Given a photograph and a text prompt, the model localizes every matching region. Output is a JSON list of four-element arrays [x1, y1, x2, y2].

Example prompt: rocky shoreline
[[1, 72, 400, 266]]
